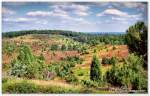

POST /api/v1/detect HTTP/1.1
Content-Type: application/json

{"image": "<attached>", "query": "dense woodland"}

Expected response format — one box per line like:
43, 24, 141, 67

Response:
2, 22, 148, 93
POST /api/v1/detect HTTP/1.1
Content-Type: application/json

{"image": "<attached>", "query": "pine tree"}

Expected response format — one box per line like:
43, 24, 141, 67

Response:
90, 54, 102, 82
126, 22, 147, 68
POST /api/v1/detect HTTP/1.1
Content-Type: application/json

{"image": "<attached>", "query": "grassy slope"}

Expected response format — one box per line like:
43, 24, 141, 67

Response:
2, 34, 129, 93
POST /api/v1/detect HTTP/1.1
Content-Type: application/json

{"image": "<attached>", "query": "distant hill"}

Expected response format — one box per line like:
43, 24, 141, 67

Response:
85, 32, 126, 35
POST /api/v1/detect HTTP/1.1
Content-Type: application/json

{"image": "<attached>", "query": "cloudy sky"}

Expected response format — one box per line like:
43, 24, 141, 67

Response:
2, 2, 148, 32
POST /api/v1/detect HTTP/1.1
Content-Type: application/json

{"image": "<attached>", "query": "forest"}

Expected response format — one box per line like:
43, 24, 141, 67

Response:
2, 22, 147, 93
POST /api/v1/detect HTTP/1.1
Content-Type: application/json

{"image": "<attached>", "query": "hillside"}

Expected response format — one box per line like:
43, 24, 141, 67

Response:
2, 29, 147, 93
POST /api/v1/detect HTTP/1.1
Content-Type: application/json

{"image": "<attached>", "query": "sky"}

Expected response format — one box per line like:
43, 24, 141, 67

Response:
2, 2, 148, 32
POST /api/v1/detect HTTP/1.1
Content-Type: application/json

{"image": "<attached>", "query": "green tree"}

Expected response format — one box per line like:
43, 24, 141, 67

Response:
126, 22, 147, 68
90, 54, 102, 82
11, 45, 47, 79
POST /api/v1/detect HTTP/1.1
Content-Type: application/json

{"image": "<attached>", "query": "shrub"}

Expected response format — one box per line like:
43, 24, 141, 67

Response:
50, 44, 59, 51
106, 54, 147, 90
65, 74, 78, 84
90, 55, 102, 82
102, 57, 118, 65
63, 56, 83, 64
3, 81, 38, 93
2, 78, 8, 84
11, 45, 47, 79
109, 57, 118, 65
3, 42, 16, 55
81, 80, 98, 88
48, 60, 78, 80
61, 44, 67, 51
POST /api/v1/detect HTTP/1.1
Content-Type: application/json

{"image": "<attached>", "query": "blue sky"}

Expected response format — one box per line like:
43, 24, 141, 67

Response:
2, 2, 148, 32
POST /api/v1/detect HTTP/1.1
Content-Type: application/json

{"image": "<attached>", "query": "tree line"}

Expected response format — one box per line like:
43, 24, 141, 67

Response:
3, 30, 126, 45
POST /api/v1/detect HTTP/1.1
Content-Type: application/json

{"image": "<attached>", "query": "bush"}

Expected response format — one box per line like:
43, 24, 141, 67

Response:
48, 60, 79, 80
50, 44, 59, 51
2, 78, 8, 84
63, 56, 83, 64
61, 44, 67, 51
3, 42, 16, 55
109, 57, 118, 65
102, 57, 117, 65
11, 45, 47, 79
3, 81, 38, 93
81, 80, 98, 88
106, 65, 123, 86
90, 55, 102, 82
106, 54, 147, 90
65, 74, 78, 84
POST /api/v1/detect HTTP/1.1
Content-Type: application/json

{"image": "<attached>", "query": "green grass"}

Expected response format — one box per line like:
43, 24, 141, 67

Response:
73, 67, 90, 81
2, 77, 114, 94
2, 77, 81, 93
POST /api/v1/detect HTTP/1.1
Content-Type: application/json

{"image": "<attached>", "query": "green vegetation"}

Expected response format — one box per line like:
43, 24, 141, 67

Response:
126, 22, 147, 68
90, 55, 102, 82
2, 22, 147, 93
2, 41, 17, 55
2, 78, 80, 93
106, 54, 147, 90
11, 45, 47, 79
102, 57, 117, 65
3, 29, 126, 46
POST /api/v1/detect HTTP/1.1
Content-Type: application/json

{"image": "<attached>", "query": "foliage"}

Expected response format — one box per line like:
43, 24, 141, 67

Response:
81, 80, 98, 88
65, 74, 78, 84
90, 55, 102, 82
3, 29, 126, 46
109, 57, 118, 66
102, 57, 110, 65
63, 56, 83, 64
61, 44, 67, 51
106, 54, 147, 90
102, 57, 118, 65
2, 42, 16, 55
50, 44, 59, 51
126, 22, 147, 68
2, 79, 80, 93
3, 80, 38, 93
106, 63, 122, 86
10, 45, 47, 79
48, 56, 82, 82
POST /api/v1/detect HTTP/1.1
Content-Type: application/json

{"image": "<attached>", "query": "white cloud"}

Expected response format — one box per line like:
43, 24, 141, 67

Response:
3, 17, 36, 23
2, 7, 15, 15
27, 11, 52, 17
27, 9, 71, 19
111, 13, 142, 24
97, 8, 129, 17
97, 8, 143, 20
50, 3, 90, 16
